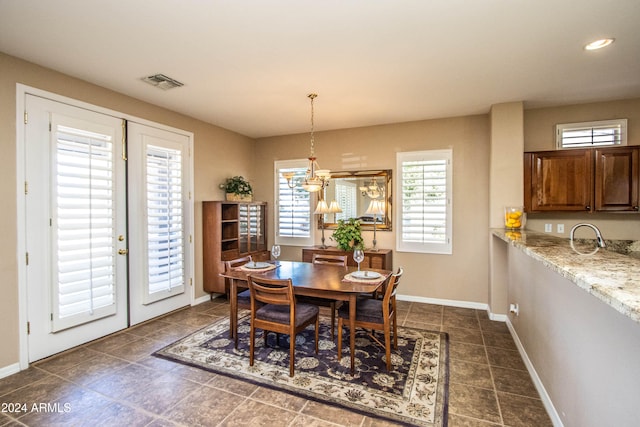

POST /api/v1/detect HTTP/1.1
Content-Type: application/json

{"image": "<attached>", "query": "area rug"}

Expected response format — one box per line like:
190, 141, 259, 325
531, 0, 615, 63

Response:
154, 314, 449, 426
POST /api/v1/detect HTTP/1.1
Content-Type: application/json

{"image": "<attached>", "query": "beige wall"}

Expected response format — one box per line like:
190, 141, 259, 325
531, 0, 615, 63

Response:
523, 98, 640, 240
489, 102, 524, 315
524, 98, 640, 152
254, 115, 491, 304
0, 52, 254, 368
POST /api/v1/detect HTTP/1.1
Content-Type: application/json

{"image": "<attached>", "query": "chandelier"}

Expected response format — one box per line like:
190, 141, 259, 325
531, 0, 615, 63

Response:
283, 93, 330, 192
359, 177, 383, 199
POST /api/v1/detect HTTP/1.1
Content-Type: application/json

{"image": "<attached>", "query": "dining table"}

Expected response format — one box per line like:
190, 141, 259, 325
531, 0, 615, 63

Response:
219, 260, 392, 374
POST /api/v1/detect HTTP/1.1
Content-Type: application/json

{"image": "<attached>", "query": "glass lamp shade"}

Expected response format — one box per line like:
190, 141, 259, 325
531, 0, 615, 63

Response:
328, 200, 342, 213
314, 200, 331, 214
365, 200, 385, 215
301, 156, 326, 192
282, 171, 296, 188
315, 169, 331, 179
301, 179, 323, 192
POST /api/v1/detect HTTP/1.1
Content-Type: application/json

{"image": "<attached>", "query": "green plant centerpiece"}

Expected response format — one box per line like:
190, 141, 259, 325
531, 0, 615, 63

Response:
331, 218, 364, 251
222, 176, 253, 201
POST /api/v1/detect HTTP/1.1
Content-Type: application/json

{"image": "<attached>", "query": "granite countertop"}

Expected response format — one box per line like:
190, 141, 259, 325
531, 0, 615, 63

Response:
492, 229, 640, 324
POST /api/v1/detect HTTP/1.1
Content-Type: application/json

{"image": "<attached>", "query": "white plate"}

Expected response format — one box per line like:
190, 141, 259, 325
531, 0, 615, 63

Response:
243, 262, 271, 269
350, 270, 382, 279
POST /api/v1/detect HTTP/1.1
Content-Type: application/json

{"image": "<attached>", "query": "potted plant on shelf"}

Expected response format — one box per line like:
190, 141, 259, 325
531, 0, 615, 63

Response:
331, 218, 364, 251
222, 176, 253, 202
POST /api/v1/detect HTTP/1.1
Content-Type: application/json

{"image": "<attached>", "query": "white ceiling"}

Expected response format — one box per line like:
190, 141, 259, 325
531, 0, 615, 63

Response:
1, 0, 639, 138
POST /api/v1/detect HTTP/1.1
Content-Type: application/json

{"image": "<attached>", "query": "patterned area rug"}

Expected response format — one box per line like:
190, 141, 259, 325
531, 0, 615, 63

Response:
154, 314, 449, 426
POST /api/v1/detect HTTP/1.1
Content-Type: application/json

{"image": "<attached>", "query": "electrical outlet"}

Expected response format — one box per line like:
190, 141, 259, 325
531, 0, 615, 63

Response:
544, 223, 552, 232
557, 224, 565, 233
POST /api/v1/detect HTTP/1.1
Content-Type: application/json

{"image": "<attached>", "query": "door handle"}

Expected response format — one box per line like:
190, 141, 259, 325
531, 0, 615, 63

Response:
118, 249, 128, 255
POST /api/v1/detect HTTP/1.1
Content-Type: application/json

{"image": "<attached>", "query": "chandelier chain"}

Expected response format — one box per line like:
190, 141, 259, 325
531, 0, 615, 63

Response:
308, 93, 317, 157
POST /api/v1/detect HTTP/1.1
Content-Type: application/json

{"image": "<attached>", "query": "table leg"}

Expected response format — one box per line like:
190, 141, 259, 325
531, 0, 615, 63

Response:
349, 293, 356, 374
229, 279, 239, 348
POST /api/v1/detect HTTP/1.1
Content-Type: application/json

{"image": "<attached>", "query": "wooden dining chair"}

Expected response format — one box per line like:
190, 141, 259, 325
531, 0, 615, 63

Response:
298, 253, 347, 340
247, 275, 319, 377
337, 267, 404, 371
224, 255, 253, 337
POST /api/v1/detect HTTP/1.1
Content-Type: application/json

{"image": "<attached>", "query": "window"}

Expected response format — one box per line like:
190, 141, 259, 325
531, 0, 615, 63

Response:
52, 122, 117, 331
556, 119, 627, 149
144, 143, 185, 303
335, 180, 357, 221
274, 160, 313, 246
396, 149, 452, 254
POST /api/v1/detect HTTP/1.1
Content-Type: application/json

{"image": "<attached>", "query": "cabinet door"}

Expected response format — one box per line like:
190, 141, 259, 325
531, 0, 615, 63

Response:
526, 150, 593, 211
239, 203, 267, 254
238, 204, 249, 254
252, 204, 267, 252
595, 147, 640, 211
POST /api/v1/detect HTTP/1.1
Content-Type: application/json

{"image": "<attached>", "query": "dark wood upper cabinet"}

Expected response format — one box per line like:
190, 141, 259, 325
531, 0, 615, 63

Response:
595, 147, 639, 211
525, 149, 593, 211
525, 146, 639, 213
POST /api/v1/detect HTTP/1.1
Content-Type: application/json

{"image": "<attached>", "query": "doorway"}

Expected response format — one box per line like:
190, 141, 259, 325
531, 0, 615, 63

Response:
20, 91, 193, 363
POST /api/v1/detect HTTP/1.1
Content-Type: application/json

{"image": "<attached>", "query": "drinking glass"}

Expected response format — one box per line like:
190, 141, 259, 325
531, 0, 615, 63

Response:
271, 244, 281, 261
353, 249, 364, 272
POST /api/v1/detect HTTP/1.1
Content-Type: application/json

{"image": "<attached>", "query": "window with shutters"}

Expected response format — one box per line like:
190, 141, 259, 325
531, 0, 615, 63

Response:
52, 123, 117, 332
396, 149, 453, 254
556, 119, 627, 149
335, 180, 357, 221
144, 144, 185, 303
274, 160, 313, 246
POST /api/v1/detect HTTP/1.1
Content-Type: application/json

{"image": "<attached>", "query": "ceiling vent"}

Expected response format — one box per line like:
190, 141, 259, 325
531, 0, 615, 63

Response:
141, 73, 184, 90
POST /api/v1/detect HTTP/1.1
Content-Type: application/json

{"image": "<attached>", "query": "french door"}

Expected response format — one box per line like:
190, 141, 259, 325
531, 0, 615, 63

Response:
24, 94, 192, 362
127, 122, 191, 325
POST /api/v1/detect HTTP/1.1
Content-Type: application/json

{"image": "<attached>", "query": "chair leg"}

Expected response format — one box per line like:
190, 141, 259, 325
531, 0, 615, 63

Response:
249, 320, 255, 367
392, 313, 398, 349
314, 316, 319, 354
384, 325, 391, 371
330, 302, 336, 340
337, 318, 343, 361
289, 333, 295, 377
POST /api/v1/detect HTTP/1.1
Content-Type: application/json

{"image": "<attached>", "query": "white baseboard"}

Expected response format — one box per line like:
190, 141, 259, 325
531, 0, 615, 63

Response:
489, 312, 507, 322
0, 362, 21, 380
506, 318, 564, 427
398, 294, 488, 310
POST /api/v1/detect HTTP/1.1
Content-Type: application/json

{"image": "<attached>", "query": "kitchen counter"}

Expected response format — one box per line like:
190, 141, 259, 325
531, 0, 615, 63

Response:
492, 229, 640, 324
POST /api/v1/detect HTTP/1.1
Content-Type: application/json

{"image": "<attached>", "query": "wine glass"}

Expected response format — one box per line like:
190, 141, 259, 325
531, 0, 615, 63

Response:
353, 249, 364, 272
271, 244, 281, 262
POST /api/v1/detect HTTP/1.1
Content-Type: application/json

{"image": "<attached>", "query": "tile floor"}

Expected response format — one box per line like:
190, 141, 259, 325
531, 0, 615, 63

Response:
0, 299, 553, 426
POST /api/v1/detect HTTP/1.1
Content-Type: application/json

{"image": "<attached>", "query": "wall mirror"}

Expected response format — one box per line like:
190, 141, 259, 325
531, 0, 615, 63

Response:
319, 169, 392, 230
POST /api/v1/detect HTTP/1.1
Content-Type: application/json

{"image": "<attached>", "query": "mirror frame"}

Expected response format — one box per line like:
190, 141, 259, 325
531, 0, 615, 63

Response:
319, 169, 392, 231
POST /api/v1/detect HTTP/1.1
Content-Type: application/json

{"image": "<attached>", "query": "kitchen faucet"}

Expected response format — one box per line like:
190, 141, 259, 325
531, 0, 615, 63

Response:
569, 223, 606, 248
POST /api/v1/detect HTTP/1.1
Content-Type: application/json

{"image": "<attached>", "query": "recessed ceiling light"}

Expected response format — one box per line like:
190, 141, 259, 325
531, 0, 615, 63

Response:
584, 38, 615, 51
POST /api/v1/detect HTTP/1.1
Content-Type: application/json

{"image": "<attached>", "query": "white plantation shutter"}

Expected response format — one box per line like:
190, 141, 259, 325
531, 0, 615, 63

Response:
52, 121, 117, 331
144, 144, 185, 303
556, 119, 627, 149
335, 181, 357, 221
275, 160, 313, 246
397, 150, 453, 254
